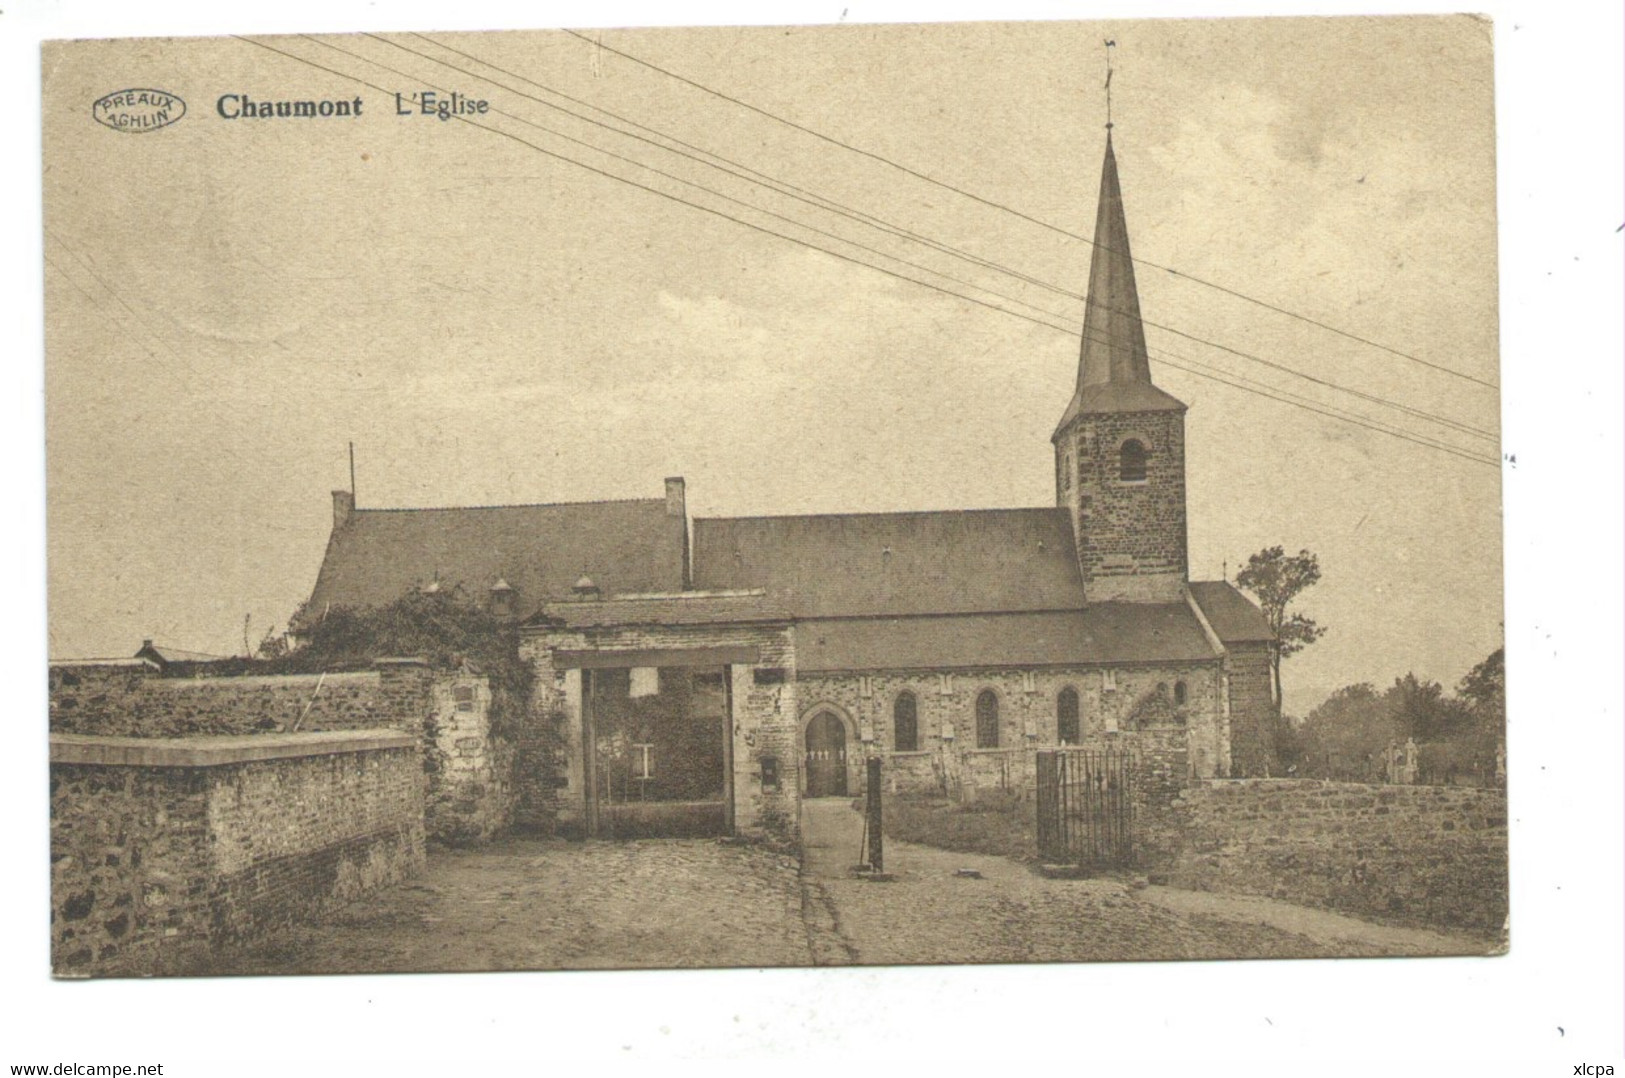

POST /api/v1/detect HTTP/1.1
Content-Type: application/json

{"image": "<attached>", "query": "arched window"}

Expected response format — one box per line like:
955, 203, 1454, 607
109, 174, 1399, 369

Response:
1057, 687, 1080, 745
893, 691, 919, 752
1174, 680, 1188, 706
1120, 439, 1149, 482
975, 689, 1000, 749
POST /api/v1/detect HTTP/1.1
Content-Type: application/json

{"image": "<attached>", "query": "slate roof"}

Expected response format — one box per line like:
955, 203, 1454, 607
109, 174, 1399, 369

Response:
1188, 580, 1275, 644
1054, 134, 1186, 434
305, 499, 687, 622
692, 508, 1086, 619
537, 591, 790, 629
135, 642, 229, 665
796, 605, 1219, 673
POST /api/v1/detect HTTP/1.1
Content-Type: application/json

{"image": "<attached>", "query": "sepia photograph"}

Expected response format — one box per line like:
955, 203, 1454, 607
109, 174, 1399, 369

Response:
41, 16, 1512, 980
13, 2, 1624, 1070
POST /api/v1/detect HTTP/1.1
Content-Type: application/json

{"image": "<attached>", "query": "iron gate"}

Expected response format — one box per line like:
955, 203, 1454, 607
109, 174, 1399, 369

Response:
1036, 749, 1134, 869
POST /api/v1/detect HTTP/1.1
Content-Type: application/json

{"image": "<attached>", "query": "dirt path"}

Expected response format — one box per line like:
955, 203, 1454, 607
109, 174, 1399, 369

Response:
803, 800, 1492, 964
1139, 886, 1501, 956
197, 807, 1492, 976
204, 837, 812, 976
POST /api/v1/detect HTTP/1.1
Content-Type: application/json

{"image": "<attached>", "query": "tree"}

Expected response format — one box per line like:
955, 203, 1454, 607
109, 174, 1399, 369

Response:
1451, 647, 1506, 775
1235, 546, 1327, 711
1458, 647, 1506, 730
1386, 672, 1469, 743
1297, 683, 1393, 779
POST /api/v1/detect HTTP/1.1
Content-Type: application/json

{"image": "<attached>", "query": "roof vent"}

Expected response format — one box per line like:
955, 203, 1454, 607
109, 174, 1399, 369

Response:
572, 576, 601, 600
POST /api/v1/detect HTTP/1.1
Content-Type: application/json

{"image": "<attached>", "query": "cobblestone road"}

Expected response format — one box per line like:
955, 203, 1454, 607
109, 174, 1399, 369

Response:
208, 805, 1488, 976
212, 837, 812, 975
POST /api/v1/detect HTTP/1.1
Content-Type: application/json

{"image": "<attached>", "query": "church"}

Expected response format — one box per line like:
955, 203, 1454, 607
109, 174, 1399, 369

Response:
301, 133, 1276, 841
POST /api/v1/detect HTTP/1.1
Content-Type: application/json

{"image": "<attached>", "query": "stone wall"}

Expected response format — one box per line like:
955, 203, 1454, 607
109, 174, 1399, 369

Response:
798, 661, 1226, 796
49, 658, 512, 845
51, 731, 424, 977
50, 661, 390, 737
1158, 778, 1508, 932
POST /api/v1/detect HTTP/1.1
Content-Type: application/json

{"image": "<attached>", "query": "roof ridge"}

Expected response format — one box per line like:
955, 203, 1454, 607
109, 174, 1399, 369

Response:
352, 497, 663, 513
794, 603, 1186, 622
545, 588, 770, 604
695, 505, 1065, 525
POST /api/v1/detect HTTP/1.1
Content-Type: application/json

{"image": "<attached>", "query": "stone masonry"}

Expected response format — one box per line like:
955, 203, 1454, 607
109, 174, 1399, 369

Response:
1157, 778, 1508, 932
1223, 642, 1278, 778
49, 661, 391, 738
50, 731, 424, 976
425, 673, 515, 844
1060, 409, 1188, 603
51, 657, 510, 846
799, 660, 1228, 798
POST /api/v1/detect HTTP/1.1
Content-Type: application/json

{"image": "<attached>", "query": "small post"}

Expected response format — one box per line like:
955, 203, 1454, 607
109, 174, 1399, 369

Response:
865, 756, 883, 874
349, 441, 357, 503
1103, 38, 1116, 130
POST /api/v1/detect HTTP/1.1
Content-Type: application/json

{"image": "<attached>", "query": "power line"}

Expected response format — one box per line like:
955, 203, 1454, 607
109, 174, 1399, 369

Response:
345, 32, 1495, 445
403, 31, 1084, 305
242, 37, 1065, 330
232, 35, 1497, 470
1120, 298, 1497, 442
45, 231, 184, 365
1062, 318, 1494, 466
306, 34, 1071, 326
1127, 336, 1497, 467
562, 27, 1498, 391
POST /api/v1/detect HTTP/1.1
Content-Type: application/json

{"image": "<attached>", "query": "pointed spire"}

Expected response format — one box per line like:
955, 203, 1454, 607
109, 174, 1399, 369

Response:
1077, 133, 1152, 390
1055, 133, 1184, 435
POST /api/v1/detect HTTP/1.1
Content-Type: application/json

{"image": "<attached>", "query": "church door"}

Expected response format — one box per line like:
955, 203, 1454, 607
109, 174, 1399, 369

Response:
804, 712, 848, 798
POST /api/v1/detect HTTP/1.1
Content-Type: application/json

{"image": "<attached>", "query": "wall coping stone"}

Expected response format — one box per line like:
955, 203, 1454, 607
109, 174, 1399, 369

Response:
374, 657, 430, 668
150, 670, 380, 690
49, 657, 160, 671
50, 730, 416, 768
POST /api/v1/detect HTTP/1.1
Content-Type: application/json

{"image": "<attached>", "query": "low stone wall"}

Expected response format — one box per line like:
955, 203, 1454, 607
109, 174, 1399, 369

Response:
957, 748, 1036, 800
50, 662, 391, 737
50, 731, 424, 977
49, 658, 514, 845
878, 726, 1189, 809
1158, 779, 1508, 933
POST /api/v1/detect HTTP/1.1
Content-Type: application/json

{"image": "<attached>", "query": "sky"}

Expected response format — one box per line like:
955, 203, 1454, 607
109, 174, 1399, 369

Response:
44, 17, 1502, 716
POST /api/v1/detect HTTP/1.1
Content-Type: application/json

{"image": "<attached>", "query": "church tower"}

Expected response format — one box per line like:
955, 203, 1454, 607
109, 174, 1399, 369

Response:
1054, 132, 1189, 602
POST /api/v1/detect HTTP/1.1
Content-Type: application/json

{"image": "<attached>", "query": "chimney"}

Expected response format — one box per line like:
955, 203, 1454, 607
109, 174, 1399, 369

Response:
332, 489, 354, 529
665, 476, 692, 590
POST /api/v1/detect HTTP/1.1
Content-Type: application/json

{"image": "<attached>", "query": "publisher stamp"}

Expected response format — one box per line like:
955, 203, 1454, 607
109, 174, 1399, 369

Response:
92, 88, 186, 132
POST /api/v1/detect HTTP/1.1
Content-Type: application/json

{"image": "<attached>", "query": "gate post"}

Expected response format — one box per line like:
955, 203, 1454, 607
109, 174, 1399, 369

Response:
865, 756, 883, 873
1035, 751, 1058, 862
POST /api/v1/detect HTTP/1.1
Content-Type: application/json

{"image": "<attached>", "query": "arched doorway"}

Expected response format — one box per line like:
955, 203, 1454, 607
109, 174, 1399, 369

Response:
804, 711, 848, 798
